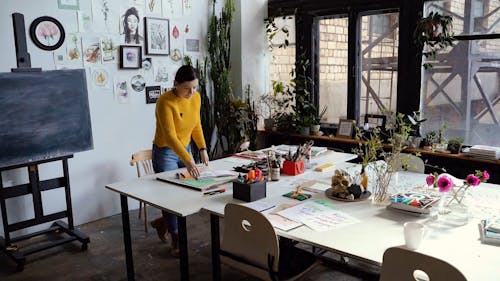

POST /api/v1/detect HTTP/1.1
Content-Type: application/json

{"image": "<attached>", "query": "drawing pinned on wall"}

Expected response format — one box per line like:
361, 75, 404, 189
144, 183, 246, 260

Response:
53, 50, 67, 69
155, 62, 169, 82
81, 36, 101, 65
145, 85, 161, 104
142, 58, 152, 70
120, 6, 144, 44
114, 79, 130, 104
182, 0, 192, 16
129, 0, 145, 5
184, 24, 189, 33
77, 11, 92, 33
100, 35, 118, 63
92, 68, 111, 89
146, 0, 162, 16
58, 0, 80, 10
131, 75, 146, 92
172, 25, 180, 39
66, 33, 81, 61
142, 57, 154, 83
162, 0, 182, 19
145, 17, 169, 55
170, 48, 182, 62
92, 0, 119, 33
185, 39, 199, 52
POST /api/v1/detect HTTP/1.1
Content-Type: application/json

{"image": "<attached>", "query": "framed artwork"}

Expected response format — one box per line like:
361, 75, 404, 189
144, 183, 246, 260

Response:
119, 45, 142, 69
144, 17, 170, 55
29, 16, 65, 51
58, 0, 80, 10
336, 119, 356, 139
145, 86, 161, 104
364, 114, 387, 129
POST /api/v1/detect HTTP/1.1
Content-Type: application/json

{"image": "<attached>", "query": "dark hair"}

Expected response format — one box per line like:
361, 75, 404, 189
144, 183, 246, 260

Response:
123, 7, 140, 44
174, 65, 199, 83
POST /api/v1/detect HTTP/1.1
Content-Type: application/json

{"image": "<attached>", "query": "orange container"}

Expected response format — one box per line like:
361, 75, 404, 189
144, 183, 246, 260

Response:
282, 160, 304, 176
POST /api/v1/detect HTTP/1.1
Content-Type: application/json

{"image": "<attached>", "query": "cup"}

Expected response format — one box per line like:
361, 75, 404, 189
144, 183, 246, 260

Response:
403, 222, 425, 250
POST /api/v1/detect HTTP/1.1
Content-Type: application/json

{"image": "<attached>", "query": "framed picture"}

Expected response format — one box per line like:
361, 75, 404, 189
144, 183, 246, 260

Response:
337, 119, 356, 139
145, 86, 161, 104
57, 0, 80, 10
144, 17, 170, 55
119, 45, 142, 69
364, 114, 387, 129
29, 16, 65, 51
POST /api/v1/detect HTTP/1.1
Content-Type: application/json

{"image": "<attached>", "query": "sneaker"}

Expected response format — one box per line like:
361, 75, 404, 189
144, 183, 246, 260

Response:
150, 217, 168, 243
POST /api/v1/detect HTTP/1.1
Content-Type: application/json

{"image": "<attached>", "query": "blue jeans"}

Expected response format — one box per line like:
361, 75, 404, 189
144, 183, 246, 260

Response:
152, 144, 192, 234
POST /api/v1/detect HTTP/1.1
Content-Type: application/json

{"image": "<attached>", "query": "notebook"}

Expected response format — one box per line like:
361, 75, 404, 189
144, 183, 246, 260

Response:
156, 173, 236, 192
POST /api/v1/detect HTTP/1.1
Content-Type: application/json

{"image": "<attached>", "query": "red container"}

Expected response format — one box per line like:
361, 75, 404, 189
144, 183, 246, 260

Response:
282, 160, 304, 176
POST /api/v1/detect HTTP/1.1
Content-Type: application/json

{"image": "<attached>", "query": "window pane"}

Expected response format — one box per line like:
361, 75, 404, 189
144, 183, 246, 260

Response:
269, 16, 296, 88
360, 13, 399, 121
420, 39, 500, 146
318, 17, 348, 124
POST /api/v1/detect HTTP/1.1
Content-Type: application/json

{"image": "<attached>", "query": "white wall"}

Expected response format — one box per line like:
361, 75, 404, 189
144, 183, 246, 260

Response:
0, 0, 268, 236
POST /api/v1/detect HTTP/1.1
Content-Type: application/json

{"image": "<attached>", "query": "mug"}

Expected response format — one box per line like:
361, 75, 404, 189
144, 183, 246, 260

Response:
404, 222, 426, 250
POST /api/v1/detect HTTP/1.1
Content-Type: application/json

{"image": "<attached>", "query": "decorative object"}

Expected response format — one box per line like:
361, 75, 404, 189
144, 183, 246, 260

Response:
144, 17, 169, 55
119, 45, 142, 69
426, 170, 489, 224
414, 11, 455, 69
364, 114, 386, 129
326, 169, 372, 201
447, 137, 464, 154
58, 0, 80, 10
29, 16, 65, 51
337, 119, 356, 139
130, 75, 145, 92
145, 86, 161, 104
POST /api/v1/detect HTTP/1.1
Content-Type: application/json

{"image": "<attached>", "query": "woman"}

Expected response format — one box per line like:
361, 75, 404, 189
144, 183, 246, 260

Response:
122, 7, 143, 44
150, 65, 209, 257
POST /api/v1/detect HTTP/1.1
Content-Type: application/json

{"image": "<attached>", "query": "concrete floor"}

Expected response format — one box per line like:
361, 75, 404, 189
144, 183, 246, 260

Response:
0, 207, 378, 281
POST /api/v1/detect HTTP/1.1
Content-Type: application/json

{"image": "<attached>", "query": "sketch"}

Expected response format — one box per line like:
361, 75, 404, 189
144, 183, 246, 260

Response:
170, 48, 182, 62
58, 0, 79, 10
81, 36, 101, 65
131, 75, 146, 92
121, 6, 144, 44
145, 17, 169, 55
92, 68, 110, 89
142, 58, 152, 70
66, 33, 81, 61
185, 39, 199, 52
30, 17, 65, 51
145, 86, 161, 104
162, 0, 182, 19
77, 11, 92, 32
92, 0, 119, 33
146, 0, 162, 16
100, 35, 118, 63
114, 79, 130, 104
182, 0, 192, 16
155, 62, 169, 82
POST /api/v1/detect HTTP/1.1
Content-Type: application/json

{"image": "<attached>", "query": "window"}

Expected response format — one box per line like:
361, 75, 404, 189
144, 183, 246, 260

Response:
268, 16, 296, 91
420, 0, 500, 145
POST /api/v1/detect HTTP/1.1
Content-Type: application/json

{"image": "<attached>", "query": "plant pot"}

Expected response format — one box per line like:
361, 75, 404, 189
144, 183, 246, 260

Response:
264, 118, 274, 131
298, 126, 310, 135
310, 124, 320, 136
447, 143, 462, 154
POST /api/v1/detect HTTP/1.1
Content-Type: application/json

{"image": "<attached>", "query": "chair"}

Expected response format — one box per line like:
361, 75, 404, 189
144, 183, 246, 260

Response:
220, 203, 317, 281
392, 153, 425, 173
380, 246, 466, 281
130, 149, 154, 232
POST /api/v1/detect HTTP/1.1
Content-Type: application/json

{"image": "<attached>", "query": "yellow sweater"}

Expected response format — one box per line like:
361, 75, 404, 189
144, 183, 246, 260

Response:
153, 90, 206, 163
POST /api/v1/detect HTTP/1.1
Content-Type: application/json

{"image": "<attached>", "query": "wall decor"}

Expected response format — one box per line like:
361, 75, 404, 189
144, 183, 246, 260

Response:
145, 85, 161, 104
336, 119, 356, 139
145, 17, 170, 55
130, 75, 146, 92
119, 45, 142, 69
29, 16, 65, 51
58, 0, 80, 10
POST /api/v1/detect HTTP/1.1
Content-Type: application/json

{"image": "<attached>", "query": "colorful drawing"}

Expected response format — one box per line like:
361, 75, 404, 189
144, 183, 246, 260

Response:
115, 80, 130, 104
131, 75, 146, 92
146, 0, 162, 15
92, 69, 109, 88
171, 48, 182, 62
100, 36, 118, 63
30, 17, 65, 50
82, 37, 101, 65
66, 33, 81, 60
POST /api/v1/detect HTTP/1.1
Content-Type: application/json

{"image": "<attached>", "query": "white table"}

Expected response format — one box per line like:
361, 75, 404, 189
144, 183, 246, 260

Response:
203, 169, 500, 281
105, 150, 358, 281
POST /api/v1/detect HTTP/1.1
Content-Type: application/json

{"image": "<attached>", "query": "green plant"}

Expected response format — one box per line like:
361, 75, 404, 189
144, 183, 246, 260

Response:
424, 130, 439, 147
313, 105, 328, 125
264, 14, 294, 51
414, 11, 455, 69
227, 85, 258, 152
448, 137, 464, 145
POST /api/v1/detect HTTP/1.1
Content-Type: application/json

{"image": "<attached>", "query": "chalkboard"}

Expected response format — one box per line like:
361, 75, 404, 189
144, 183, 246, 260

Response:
0, 69, 93, 169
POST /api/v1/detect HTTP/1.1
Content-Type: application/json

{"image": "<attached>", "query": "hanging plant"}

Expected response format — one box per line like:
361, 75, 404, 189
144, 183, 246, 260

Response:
414, 11, 455, 69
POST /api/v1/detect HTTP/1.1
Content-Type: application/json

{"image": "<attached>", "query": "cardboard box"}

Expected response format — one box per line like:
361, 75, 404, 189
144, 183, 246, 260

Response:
282, 160, 304, 176
233, 180, 267, 202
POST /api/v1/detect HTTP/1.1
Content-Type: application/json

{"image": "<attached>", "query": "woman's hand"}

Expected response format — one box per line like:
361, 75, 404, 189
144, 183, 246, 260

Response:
200, 149, 209, 166
185, 161, 200, 179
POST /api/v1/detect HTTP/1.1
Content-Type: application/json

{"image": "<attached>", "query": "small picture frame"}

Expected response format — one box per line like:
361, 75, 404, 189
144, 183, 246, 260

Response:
144, 17, 170, 55
29, 16, 65, 51
119, 45, 142, 69
145, 85, 161, 104
337, 119, 356, 139
364, 114, 387, 129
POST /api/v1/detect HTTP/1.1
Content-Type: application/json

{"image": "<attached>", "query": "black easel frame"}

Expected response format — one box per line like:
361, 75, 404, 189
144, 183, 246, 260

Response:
0, 155, 89, 271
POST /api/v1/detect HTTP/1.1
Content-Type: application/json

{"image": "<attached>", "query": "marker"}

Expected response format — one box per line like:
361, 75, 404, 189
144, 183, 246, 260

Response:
203, 188, 226, 196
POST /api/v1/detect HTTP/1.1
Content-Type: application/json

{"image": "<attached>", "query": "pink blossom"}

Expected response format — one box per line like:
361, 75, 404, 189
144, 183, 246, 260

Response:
437, 174, 453, 192
482, 170, 490, 181
466, 174, 481, 187
426, 174, 435, 186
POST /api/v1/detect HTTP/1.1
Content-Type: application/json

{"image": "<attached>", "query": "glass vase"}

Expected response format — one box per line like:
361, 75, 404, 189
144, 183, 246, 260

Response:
438, 186, 472, 226
371, 171, 392, 206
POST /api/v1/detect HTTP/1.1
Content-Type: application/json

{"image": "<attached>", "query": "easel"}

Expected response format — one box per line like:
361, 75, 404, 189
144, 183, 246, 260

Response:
0, 13, 89, 271
0, 156, 89, 271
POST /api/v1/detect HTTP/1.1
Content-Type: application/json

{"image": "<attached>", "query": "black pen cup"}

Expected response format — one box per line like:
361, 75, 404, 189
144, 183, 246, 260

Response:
233, 180, 267, 202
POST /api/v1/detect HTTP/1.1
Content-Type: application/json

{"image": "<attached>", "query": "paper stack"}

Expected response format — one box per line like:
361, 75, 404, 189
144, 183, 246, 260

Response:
466, 145, 500, 161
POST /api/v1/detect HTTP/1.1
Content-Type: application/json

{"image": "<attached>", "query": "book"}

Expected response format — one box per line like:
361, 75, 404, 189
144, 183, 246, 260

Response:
176, 169, 236, 180
157, 171, 236, 192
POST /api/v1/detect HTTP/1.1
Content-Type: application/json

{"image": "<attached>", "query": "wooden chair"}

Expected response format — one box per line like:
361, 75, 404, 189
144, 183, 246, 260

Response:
392, 153, 425, 173
130, 149, 154, 232
220, 203, 317, 281
380, 246, 466, 281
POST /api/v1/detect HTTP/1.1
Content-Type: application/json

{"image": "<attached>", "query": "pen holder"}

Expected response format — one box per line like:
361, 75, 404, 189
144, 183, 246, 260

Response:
233, 180, 267, 202
282, 160, 304, 176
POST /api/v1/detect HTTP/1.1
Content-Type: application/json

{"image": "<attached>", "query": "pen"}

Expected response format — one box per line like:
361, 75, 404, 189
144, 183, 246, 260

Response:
203, 188, 226, 196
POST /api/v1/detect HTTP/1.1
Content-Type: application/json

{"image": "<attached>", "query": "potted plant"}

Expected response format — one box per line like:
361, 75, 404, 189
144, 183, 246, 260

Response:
423, 130, 439, 150
447, 137, 464, 154
414, 11, 455, 69
310, 105, 327, 136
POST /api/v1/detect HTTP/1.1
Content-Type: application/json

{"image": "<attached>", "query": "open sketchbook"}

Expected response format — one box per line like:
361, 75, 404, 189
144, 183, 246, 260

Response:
157, 168, 237, 192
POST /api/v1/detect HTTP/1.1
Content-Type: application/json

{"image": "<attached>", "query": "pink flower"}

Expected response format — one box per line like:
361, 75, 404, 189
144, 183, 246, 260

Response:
466, 174, 481, 187
437, 174, 453, 192
426, 174, 435, 186
482, 170, 490, 181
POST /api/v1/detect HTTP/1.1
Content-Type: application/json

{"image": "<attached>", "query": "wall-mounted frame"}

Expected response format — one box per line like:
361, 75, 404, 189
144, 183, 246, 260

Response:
119, 45, 142, 69
337, 119, 356, 139
144, 17, 170, 55
29, 16, 65, 51
364, 114, 387, 129
145, 86, 161, 104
